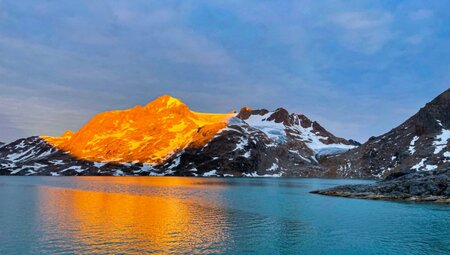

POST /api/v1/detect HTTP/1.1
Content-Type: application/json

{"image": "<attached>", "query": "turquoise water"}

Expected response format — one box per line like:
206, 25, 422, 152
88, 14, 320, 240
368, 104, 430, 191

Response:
0, 177, 449, 255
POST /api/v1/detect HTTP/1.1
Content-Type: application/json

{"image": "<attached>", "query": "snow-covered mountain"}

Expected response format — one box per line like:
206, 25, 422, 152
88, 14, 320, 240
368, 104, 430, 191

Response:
0, 95, 355, 176
161, 106, 355, 177
321, 88, 450, 179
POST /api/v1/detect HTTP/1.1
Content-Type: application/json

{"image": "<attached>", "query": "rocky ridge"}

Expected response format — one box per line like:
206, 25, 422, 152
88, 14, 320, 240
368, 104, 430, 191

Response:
312, 167, 450, 203
320, 88, 450, 179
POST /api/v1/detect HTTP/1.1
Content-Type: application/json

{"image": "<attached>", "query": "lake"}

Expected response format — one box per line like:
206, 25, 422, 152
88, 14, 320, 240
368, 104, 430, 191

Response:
0, 177, 449, 255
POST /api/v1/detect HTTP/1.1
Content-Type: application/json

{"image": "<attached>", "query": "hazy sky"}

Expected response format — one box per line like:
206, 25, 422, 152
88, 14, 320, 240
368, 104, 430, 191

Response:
0, 0, 449, 143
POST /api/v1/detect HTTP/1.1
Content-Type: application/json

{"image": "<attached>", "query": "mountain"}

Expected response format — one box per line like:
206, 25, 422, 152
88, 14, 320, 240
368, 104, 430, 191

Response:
321, 88, 450, 179
42, 95, 235, 164
0, 95, 355, 176
160, 106, 355, 177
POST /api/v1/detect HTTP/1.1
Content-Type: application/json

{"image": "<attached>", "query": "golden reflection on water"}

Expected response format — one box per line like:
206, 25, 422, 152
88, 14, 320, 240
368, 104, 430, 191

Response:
37, 178, 230, 254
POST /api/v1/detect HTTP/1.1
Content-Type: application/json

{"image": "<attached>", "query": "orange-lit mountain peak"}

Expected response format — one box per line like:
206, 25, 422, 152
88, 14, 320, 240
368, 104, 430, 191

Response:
42, 95, 235, 164
145, 94, 185, 109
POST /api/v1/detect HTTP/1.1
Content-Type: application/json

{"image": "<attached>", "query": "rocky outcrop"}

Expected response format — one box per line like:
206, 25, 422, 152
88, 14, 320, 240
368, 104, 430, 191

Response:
321, 88, 450, 179
311, 167, 450, 203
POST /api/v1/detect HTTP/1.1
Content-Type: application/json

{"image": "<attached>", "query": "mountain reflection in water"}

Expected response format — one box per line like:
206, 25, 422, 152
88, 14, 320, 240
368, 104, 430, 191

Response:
0, 177, 449, 255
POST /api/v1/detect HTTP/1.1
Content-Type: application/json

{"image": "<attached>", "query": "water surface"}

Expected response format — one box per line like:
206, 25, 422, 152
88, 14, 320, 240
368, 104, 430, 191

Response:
0, 177, 449, 254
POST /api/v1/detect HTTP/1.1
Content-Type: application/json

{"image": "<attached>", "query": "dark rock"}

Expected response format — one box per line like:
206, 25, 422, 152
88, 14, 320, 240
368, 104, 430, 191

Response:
311, 167, 450, 203
348, 139, 361, 146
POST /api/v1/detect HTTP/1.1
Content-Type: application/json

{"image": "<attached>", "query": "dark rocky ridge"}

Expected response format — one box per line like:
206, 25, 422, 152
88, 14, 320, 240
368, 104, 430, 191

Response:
320, 88, 450, 179
311, 167, 450, 203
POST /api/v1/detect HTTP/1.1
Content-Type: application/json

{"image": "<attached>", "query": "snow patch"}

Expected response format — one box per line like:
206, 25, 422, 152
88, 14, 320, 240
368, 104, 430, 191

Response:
62, 166, 84, 173
433, 129, 450, 154
410, 159, 436, 171
49, 160, 65, 165
243, 171, 282, 177
444, 151, 450, 158
409, 136, 419, 155
203, 170, 217, 177
168, 156, 181, 170
242, 151, 251, 158
267, 163, 279, 171
140, 164, 155, 172
233, 137, 248, 151
94, 162, 107, 168
425, 164, 438, 171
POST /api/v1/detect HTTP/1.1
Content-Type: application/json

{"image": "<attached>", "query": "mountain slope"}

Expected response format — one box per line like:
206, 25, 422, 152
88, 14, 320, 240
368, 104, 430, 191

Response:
0, 95, 354, 176
321, 88, 450, 179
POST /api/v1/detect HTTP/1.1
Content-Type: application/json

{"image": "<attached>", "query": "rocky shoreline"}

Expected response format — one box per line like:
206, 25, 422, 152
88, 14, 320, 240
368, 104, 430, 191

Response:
311, 168, 450, 204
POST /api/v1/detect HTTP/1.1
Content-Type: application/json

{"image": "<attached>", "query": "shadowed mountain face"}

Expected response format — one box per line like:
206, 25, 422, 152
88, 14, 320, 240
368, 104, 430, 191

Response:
0, 95, 355, 176
321, 88, 450, 179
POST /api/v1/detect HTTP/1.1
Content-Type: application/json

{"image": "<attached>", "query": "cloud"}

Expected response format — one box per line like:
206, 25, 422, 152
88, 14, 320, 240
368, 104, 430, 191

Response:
0, 0, 448, 143
331, 11, 394, 54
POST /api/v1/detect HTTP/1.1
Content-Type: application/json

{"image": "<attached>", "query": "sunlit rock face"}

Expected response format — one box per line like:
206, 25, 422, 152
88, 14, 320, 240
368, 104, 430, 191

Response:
42, 95, 234, 164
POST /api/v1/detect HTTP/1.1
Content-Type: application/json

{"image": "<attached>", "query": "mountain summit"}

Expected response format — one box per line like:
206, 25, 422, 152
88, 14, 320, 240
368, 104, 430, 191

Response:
0, 95, 354, 176
42, 95, 234, 164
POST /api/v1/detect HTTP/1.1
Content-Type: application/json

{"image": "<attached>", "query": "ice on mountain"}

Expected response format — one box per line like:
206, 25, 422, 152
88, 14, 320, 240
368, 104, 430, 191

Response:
244, 112, 287, 143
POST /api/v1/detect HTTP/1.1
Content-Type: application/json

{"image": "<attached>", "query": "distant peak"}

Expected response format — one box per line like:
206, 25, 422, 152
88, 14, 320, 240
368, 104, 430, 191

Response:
267, 108, 290, 124
156, 94, 183, 104
145, 94, 186, 109
236, 107, 270, 120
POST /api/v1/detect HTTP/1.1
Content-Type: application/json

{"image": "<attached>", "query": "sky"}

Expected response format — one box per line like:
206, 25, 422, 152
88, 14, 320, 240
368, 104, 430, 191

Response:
0, 0, 449, 143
